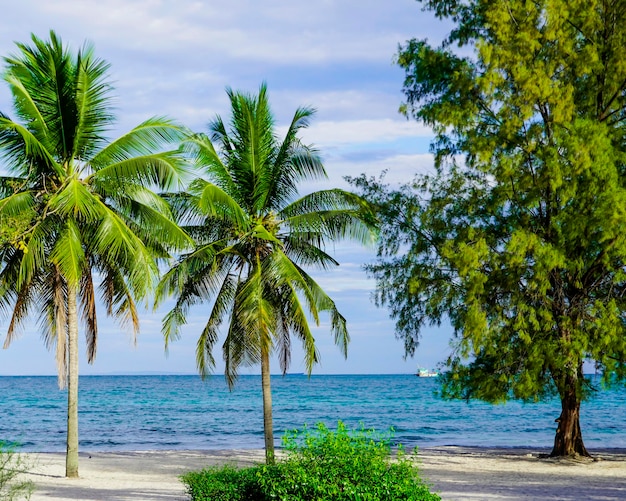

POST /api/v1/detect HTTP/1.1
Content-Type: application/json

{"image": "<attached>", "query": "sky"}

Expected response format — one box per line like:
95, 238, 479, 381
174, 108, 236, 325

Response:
0, 0, 455, 376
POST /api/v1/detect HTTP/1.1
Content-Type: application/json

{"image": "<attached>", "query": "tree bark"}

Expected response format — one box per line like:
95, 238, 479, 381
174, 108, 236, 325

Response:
550, 366, 590, 457
66, 285, 80, 477
261, 345, 275, 465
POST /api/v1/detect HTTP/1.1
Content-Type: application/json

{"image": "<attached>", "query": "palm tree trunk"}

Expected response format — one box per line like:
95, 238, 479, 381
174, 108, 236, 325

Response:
66, 285, 79, 478
261, 345, 275, 465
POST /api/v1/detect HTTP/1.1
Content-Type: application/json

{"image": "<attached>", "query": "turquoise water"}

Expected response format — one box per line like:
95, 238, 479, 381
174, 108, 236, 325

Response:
0, 374, 624, 452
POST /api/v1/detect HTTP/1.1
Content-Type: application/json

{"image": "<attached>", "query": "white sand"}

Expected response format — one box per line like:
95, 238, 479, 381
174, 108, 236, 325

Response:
417, 447, 626, 500
21, 447, 626, 501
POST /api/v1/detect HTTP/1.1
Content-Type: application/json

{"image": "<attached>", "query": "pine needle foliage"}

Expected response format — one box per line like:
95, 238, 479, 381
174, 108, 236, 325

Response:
0, 444, 33, 501
351, 0, 626, 457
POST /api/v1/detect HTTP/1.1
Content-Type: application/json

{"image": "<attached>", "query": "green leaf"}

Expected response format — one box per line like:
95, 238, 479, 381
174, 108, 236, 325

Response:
50, 220, 85, 286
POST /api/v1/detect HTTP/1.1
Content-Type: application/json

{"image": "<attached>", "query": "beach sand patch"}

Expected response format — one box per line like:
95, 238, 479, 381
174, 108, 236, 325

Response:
22, 447, 626, 501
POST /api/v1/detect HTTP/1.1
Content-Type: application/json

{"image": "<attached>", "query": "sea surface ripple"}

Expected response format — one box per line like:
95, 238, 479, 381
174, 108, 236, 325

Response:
1, 374, 624, 452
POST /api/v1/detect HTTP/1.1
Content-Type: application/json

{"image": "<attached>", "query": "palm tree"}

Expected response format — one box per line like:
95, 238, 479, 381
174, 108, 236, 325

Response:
0, 32, 191, 477
158, 83, 375, 464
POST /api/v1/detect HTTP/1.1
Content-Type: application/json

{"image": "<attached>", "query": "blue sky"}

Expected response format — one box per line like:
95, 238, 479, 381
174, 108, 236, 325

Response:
0, 0, 454, 376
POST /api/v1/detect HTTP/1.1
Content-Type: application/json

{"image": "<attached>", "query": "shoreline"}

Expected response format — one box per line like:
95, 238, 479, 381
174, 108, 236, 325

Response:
20, 446, 626, 501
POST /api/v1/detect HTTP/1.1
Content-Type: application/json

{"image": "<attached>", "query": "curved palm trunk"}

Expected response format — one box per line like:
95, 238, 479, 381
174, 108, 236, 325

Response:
550, 365, 590, 458
66, 285, 79, 477
261, 345, 275, 465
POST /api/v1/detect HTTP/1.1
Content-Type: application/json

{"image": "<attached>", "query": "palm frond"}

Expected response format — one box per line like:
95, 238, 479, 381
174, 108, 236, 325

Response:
287, 210, 376, 247
281, 189, 377, 246
160, 192, 201, 225
264, 103, 325, 209
275, 314, 291, 375
231, 260, 274, 356
223, 312, 246, 388
90, 202, 160, 298
0, 116, 62, 177
80, 265, 98, 363
52, 266, 68, 388
98, 262, 140, 341
281, 235, 339, 269
267, 248, 348, 358
281, 188, 371, 217
183, 132, 238, 196
3, 73, 48, 139
0, 190, 36, 218
211, 84, 277, 214
4, 32, 71, 156
275, 107, 316, 174
265, 147, 327, 210
272, 280, 319, 375
3, 281, 33, 349
156, 240, 233, 305
71, 41, 113, 160
89, 150, 190, 191
265, 249, 320, 325
47, 178, 105, 223
5, 31, 85, 163
90, 117, 189, 180
193, 178, 249, 229
297, 263, 350, 358
50, 219, 86, 286
0, 250, 23, 316
17, 218, 53, 291
224, 279, 264, 388
195, 274, 237, 377
161, 248, 235, 346
105, 184, 193, 253
37, 265, 68, 388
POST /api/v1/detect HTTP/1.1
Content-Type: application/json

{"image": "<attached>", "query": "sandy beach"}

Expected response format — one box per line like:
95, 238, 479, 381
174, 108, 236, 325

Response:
20, 446, 626, 501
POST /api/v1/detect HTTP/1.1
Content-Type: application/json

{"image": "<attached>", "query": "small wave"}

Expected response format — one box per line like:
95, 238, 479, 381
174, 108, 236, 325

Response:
0, 374, 624, 451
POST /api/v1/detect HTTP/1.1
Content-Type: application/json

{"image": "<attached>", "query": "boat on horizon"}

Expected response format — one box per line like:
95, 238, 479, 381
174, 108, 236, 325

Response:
415, 368, 439, 377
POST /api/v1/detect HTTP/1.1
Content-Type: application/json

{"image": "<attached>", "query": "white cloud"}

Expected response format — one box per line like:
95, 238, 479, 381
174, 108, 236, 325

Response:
300, 153, 435, 193
2, 0, 450, 69
301, 119, 433, 148
310, 262, 373, 293
346, 152, 435, 180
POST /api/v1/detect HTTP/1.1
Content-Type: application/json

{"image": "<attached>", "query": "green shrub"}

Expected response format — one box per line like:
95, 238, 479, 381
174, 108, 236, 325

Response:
0, 443, 33, 501
181, 422, 440, 501
181, 465, 258, 501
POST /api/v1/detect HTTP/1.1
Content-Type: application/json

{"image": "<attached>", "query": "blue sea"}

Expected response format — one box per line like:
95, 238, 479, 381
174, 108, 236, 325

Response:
1, 374, 625, 452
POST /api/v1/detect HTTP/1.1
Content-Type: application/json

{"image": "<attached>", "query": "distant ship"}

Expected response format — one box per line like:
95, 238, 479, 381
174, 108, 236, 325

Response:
415, 368, 439, 377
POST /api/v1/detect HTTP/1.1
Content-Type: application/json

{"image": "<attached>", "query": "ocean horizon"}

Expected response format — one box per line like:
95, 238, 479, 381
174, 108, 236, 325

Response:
1, 374, 624, 452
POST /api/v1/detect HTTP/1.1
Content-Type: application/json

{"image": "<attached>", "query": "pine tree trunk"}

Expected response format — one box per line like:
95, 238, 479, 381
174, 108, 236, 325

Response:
66, 285, 80, 477
261, 345, 275, 465
550, 366, 590, 458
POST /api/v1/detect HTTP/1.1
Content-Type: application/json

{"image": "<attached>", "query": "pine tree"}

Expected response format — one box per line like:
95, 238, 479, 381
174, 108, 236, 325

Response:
352, 0, 626, 457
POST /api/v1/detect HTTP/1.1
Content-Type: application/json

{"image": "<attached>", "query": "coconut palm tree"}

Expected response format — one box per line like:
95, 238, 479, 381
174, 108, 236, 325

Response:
0, 31, 191, 477
158, 83, 375, 464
